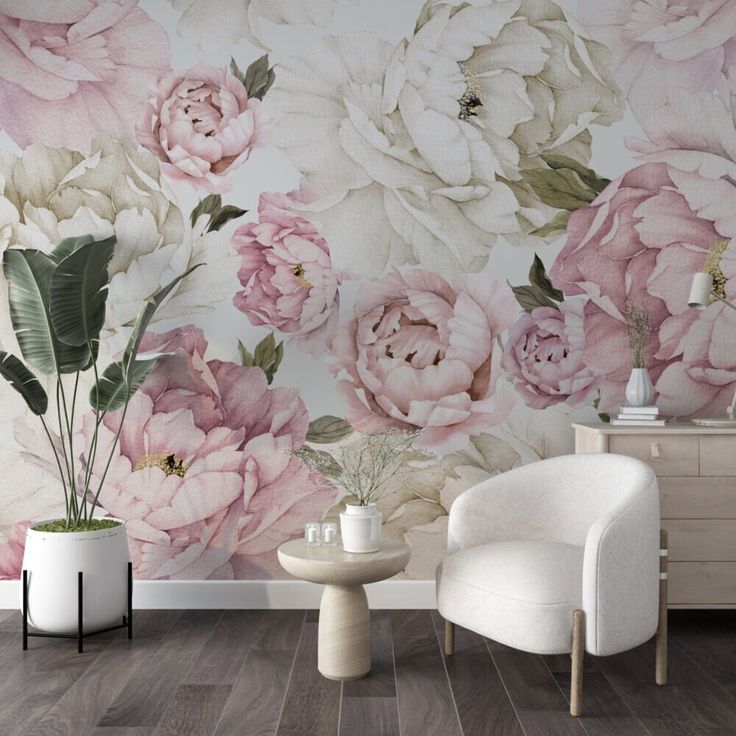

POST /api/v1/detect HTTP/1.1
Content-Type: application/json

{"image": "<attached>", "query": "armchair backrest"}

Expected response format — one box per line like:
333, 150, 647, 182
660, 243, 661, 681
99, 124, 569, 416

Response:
447, 453, 658, 553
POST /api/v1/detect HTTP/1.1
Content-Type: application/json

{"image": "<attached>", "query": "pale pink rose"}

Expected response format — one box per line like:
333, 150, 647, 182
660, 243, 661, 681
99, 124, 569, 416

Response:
68, 326, 331, 580
232, 189, 341, 357
329, 269, 519, 456
550, 161, 736, 416
137, 64, 273, 192
578, 0, 736, 131
0, 1, 170, 151
0, 521, 30, 580
502, 299, 597, 410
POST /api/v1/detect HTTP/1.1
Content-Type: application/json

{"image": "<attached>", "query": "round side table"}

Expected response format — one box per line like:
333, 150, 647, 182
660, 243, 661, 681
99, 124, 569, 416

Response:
277, 538, 410, 681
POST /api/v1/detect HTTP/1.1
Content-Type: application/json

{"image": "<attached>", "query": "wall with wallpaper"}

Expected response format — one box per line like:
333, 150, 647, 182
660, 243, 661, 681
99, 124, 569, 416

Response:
0, 0, 734, 581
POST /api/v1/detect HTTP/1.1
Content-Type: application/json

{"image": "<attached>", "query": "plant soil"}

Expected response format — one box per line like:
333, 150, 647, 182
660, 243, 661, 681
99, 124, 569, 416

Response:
33, 519, 122, 533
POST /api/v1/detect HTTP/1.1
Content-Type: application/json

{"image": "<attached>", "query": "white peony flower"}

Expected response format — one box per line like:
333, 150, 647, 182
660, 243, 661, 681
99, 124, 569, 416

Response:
270, 2, 622, 277
0, 137, 236, 341
170, 0, 351, 50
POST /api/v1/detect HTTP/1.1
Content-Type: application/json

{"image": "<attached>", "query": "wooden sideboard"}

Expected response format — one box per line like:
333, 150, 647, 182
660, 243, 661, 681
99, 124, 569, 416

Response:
573, 422, 736, 608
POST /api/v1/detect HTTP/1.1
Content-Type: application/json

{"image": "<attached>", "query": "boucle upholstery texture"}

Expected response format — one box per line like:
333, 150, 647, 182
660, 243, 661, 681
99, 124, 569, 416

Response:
437, 453, 660, 656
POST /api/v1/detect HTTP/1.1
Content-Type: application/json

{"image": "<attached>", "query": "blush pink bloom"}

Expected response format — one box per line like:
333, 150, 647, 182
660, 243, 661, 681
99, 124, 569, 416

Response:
0, 1, 170, 151
0, 521, 30, 580
329, 269, 519, 456
550, 161, 736, 416
232, 189, 341, 357
502, 299, 597, 410
137, 64, 273, 192
578, 0, 736, 131
75, 326, 332, 580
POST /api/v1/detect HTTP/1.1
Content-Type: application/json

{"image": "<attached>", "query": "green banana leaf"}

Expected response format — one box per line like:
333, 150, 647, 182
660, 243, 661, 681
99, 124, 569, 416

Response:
3, 249, 92, 374
90, 263, 205, 411
90, 358, 158, 412
122, 264, 204, 373
50, 237, 115, 347
50, 234, 96, 263
0, 351, 48, 415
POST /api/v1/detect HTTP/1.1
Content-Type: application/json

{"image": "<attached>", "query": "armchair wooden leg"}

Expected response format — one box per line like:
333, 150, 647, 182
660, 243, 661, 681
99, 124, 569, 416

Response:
656, 528, 668, 686
445, 619, 455, 656
570, 609, 585, 717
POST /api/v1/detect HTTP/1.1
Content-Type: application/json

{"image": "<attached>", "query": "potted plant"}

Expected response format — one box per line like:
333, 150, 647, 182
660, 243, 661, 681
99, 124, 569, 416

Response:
624, 300, 655, 407
0, 234, 199, 635
293, 430, 419, 553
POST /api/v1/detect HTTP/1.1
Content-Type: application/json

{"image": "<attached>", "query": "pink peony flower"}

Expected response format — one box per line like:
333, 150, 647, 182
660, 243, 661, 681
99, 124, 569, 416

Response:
137, 64, 273, 192
0, 1, 170, 151
578, 0, 736, 131
502, 299, 597, 410
550, 161, 736, 416
232, 188, 341, 357
74, 326, 332, 580
329, 269, 519, 456
0, 521, 30, 580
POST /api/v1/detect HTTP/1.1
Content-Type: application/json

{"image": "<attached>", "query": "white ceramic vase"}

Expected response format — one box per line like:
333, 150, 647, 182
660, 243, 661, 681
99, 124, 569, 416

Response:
339, 504, 382, 553
20, 518, 131, 635
625, 367, 655, 408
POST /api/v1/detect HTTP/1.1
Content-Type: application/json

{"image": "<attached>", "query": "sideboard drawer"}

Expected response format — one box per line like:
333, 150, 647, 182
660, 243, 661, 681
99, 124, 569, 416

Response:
700, 436, 736, 476
669, 562, 736, 604
608, 434, 699, 476
667, 520, 736, 561
660, 477, 736, 518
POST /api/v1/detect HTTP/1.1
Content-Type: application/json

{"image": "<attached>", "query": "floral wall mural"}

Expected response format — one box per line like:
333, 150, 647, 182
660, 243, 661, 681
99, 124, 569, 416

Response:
1, 0, 735, 582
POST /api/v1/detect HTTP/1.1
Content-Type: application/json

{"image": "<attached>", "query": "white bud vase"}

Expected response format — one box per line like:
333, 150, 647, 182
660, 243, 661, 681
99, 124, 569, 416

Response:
339, 503, 381, 553
625, 367, 655, 407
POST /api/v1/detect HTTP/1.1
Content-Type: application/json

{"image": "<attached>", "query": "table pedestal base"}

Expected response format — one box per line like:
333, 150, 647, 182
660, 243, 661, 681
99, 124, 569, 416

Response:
318, 584, 370, 681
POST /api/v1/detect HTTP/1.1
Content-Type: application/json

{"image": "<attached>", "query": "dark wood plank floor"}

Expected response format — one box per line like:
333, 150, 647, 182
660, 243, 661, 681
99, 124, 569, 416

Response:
2, 609, 736, 735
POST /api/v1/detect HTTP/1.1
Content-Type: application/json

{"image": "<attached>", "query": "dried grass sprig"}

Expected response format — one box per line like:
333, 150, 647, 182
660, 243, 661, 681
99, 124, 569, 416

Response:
624, 301, 652, 369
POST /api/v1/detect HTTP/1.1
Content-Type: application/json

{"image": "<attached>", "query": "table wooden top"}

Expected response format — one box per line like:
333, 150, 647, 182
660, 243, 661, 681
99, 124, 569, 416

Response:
277, 538, 411, 586
573, 422, 736, 435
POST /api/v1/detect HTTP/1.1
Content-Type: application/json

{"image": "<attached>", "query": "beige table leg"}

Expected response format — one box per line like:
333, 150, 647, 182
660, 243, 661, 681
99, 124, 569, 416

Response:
318, 584, 371, 680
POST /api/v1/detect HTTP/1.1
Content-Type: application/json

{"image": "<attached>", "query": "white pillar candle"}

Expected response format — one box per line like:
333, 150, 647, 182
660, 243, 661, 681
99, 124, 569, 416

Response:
323, 527, 335, 544
307, 527, 318, 544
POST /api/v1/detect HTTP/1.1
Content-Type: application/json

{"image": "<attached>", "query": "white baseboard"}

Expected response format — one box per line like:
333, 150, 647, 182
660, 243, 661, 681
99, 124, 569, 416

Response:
0, 579, 436, 610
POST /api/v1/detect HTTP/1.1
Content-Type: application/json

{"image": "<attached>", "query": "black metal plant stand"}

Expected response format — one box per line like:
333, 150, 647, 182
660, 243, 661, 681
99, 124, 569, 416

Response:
22, 562, 133, 653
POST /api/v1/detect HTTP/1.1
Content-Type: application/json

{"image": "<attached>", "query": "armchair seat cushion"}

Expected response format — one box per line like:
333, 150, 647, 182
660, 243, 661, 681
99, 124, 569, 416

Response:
436, 540, 584, 655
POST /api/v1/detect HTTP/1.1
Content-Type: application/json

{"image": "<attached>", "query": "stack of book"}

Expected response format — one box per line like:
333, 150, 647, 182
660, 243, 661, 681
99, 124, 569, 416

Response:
611, 406, 666, 426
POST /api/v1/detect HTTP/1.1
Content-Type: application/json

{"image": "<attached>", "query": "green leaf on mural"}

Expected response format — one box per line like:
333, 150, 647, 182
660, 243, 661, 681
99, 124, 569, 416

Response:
593, 390, 611, 423
540, 154, 611, 194
190, 194, 247, 233
295, 445, 342, 479
528, 254, 564, 302
531, 210, 570, 238
231, 54, 275, 101
237, 333, 284, 384
510, 284, 559, 313
522, 156, 610, 213
306, 415, 354, 444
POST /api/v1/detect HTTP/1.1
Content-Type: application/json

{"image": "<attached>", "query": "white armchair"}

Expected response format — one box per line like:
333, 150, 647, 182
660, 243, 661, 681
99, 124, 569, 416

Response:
436, 453, 667, 716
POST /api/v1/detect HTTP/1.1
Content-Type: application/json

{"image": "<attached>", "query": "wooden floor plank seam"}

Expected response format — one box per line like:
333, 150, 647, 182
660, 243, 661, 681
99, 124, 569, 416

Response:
482, 637, 529, 736
272, 610, 307, 736
428, 613, 467, 736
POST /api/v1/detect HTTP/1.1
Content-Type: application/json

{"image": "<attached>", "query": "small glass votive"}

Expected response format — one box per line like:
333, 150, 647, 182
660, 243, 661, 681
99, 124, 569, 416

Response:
321, 522, 337, 546
305, 522, 321, 546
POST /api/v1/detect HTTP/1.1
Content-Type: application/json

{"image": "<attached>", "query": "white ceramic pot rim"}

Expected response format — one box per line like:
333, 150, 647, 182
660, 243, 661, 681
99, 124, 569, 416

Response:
27, 517, 127, 542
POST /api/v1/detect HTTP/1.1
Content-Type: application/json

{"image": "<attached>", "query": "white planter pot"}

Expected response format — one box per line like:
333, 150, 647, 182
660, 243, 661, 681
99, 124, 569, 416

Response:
625, 368, 655, 407
20, 518, 130, 635
339, 504, 382, 554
